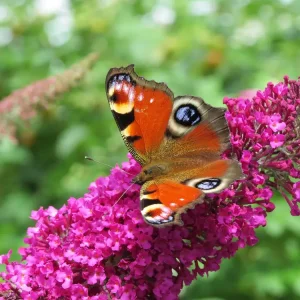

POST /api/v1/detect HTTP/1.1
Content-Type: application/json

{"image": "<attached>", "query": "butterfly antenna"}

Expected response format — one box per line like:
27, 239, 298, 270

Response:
85, 156, 134, 176
111, 181, 136, 210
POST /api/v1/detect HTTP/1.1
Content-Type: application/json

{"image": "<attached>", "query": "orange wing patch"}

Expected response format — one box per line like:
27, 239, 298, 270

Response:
163, 96, 229, 158
181, 123, 222, 152
140, 180, 203, 226
106, 66, 173, 164
133, 86, 172, 153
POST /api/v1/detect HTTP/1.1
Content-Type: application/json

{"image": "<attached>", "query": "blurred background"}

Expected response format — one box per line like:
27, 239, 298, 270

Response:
0, 0, 300, 299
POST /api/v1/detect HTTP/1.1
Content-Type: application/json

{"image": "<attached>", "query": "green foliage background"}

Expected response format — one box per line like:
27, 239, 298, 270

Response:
0, 0, 300, 299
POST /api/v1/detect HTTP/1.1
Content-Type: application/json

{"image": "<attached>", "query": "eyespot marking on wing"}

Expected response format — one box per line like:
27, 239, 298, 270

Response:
196, 178, 221, 190
165, 96, 230, 154
107, 73, 133, 93
174, 104, 201, 127
107, 73, 136, 114
167, 97, 205, 138
141, 204, 175, 225
183, 160, 244, 194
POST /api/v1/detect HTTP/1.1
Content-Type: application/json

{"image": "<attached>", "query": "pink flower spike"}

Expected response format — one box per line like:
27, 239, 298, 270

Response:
225, 76, 300, 218
1, 75, 300, 299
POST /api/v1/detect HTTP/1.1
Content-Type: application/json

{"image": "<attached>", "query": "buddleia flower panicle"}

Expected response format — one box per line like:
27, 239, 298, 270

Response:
0, 76, 299, 299
0, 53, 99, 143
223, 76, 300, 216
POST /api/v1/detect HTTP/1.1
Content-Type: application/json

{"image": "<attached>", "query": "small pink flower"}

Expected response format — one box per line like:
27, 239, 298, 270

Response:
71, 284, 89, 299
0, 250, 11, 265
273, 82, 288, 96
270, 134, 285, 148
107, 275, 122, 294
79, 201, 93, 218
48, 234, 61, 249
56, 266, 73, 289
46, 206, 58, 217
293, 182, 300, 200
269, 114, 286, 132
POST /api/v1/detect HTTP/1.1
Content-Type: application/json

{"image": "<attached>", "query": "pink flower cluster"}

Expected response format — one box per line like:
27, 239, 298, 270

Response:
224, 76, 300, 215
0, 154, 266, 299
0, 76, 299, 299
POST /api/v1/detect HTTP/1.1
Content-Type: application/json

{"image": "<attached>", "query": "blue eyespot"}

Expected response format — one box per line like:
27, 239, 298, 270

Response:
175, 104, 201, 126
196, 179, 221, 190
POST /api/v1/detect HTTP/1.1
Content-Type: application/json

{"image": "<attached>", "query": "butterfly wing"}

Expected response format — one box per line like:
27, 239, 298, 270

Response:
106, 66, 228, 163
140, 159, 242, 226
105, 65, 174, 165
158, 95, 230, 161
140, 180, 202, 225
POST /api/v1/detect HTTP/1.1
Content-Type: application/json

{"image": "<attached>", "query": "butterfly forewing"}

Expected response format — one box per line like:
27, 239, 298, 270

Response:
106, 65, 174, 165
159, 96, 230, 161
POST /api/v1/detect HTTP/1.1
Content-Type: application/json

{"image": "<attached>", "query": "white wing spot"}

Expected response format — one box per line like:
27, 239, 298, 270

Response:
138, 93, 143, 101
129, 89, 135, 102
123, 85, 129, 93
116, 83, 122, 91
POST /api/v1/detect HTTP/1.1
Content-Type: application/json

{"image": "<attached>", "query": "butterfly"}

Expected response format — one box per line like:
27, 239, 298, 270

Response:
105, 65, 243, 227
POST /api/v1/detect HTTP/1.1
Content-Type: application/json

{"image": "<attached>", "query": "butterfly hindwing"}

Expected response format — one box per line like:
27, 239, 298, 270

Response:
140, 159, 243, 226
140, 180, 203, 226
180, 159, 243, 193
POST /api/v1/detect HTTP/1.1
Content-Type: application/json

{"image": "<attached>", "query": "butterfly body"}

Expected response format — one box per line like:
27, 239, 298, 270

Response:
105, 65, 243, 226
132, 163, 167, 185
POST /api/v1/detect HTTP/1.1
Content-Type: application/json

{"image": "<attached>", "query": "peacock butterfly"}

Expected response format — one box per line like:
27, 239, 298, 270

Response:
105, 65, 243, 226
